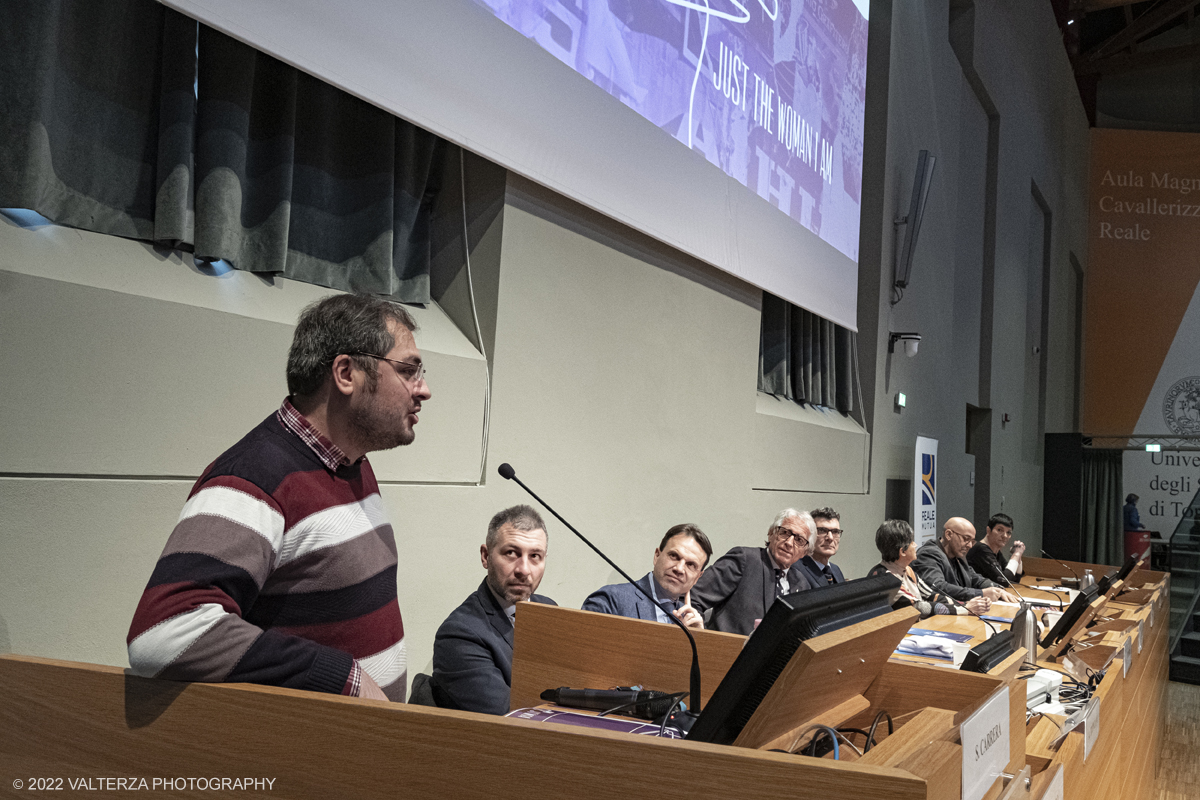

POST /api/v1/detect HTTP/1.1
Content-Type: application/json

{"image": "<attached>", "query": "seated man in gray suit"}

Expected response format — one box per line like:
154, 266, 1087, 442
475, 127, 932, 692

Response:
431, 505, 557, 715
911, 516, 1020, 605
689, 509, 816, 635
581, 523, 712, 629
798, 506, 847, 587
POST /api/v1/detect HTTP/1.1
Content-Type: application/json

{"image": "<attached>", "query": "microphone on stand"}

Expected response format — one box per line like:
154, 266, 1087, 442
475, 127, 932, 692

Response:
497, 463, 704, 723
1041, 549, 1083, 588
991, 558, 1062, 608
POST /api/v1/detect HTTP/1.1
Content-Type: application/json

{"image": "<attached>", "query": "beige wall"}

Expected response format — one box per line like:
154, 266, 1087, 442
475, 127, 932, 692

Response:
0, 0, 1090, 689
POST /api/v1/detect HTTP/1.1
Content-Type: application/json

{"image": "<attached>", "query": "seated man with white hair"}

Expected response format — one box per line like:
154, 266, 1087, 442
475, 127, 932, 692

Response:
689, 509, 816, 635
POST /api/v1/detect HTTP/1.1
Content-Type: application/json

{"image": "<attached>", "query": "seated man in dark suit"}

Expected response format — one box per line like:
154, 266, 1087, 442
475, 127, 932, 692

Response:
911, 517, 1020, 604
582, 523, 712, 629
430, 505, 556, 715
798, 506, 847, 587
689, 509, 816, 635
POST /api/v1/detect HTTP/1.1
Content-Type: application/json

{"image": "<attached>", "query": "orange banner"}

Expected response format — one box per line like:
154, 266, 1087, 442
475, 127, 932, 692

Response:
1084, 128, 1200, 435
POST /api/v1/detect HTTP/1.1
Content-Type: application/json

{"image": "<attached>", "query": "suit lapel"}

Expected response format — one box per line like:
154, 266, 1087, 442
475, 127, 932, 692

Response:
479, 582, 514, 649
759, 548, 776, 613
635, 574, 657, 621
787, 561, 807, 592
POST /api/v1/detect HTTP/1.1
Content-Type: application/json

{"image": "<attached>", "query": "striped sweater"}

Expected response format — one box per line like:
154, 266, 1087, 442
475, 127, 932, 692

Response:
127, 409, 406, 699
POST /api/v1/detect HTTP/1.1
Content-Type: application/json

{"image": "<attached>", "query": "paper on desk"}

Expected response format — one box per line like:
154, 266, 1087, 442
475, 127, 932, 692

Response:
897, 635, 955, 659
909, 627, 973, 643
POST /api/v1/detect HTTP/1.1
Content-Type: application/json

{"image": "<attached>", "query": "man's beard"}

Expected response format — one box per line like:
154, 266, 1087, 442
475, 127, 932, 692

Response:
347, 393, 413, 453
488, 573, 534, 605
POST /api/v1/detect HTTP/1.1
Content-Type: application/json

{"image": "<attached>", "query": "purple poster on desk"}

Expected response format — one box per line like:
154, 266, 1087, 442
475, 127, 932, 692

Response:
474, 0, 868, 263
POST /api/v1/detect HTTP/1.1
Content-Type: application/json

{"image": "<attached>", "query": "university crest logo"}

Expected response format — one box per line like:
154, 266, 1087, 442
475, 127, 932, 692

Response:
1164, 376, 1200, 435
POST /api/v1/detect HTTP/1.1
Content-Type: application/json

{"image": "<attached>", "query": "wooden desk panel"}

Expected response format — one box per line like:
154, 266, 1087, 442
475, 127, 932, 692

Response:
0, 654, 929, 800
510, 603, 748, 710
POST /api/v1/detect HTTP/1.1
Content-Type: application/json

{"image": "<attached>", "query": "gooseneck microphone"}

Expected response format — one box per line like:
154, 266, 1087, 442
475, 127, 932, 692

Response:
1041, 549, 1082, 584
498, 462, 703, 717
992, 560, 1063, 609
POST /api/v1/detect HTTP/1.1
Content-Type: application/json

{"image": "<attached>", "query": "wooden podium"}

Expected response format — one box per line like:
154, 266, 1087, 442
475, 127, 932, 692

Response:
1, 603, 1025, 800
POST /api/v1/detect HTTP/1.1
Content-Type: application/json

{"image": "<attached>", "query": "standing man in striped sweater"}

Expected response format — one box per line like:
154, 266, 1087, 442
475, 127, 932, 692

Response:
127, 294, 432, 701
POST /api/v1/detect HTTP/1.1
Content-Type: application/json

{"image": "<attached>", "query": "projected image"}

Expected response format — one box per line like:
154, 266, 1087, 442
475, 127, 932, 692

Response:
474, 0, 868, 262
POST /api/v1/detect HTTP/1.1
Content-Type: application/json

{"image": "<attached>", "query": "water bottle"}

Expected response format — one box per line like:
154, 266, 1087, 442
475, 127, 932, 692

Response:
1081, 569, 1096, 590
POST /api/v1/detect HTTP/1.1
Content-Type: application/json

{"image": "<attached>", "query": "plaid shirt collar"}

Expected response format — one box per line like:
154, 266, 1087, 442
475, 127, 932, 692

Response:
277, 398, 355, 471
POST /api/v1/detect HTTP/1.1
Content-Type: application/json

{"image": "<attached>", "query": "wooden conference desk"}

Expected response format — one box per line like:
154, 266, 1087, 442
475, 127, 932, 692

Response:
1, 608, 1021, 800
1019, 557, 1169, 800
0, 557, 1164, 800
892, 557, 1169, 800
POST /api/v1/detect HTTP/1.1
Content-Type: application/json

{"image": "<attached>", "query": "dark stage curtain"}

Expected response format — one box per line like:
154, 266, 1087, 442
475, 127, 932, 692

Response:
759, 292, 858, 415
0, 0, 444, 302
1081, 448, 1124, 566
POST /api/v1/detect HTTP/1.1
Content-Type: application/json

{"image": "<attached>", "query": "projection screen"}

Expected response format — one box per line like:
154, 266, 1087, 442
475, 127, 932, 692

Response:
160, 0, 868, 330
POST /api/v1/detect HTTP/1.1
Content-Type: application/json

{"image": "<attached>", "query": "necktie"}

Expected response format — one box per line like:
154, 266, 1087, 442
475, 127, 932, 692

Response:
824, 567, 835, 585
774, 568, 787, 598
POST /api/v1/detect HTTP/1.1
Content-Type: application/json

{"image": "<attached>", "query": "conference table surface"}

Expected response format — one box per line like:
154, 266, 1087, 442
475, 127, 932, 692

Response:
885, 562, 1168, 800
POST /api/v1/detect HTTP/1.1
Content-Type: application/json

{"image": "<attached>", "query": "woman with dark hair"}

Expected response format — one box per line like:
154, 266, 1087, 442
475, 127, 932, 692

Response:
867, 520, 989, 618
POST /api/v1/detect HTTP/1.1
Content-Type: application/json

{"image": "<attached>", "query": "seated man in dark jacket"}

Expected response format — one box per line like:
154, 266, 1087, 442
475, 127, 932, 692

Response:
431, 505, 556, 715
966, 512, 1025, 586
689, 509, 816, 635
911, 517, 1020, 604
582, 523, 711, 629
798, 506, 847, 587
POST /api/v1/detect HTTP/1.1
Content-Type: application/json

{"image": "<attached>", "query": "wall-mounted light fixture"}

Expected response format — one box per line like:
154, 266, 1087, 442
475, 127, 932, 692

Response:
888, 332, 922, 357
1146, 443, 1161, 452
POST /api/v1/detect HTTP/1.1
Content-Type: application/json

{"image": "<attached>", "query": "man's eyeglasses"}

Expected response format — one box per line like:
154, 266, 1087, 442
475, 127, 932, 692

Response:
349, 352, 427, 385
772, 528, 810, 547
815, 526, 844, 539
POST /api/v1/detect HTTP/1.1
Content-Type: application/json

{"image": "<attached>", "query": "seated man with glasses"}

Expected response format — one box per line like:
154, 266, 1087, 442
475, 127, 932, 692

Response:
689, 509, 816, 635
911, 517, 1020, 605
798, 506, 847, 588
127, 294, 432, 703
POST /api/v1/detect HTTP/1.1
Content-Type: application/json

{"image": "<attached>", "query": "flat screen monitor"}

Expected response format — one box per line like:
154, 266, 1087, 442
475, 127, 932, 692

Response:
685, 574, 898, 746
960, 630, 1014, 673
1096, 555, 1137, 596
1115, 553, 1140, 582
1039, 584, 1100, 649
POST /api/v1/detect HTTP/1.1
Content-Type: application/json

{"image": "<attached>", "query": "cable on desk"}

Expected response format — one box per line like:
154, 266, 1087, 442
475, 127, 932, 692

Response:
1026, 711, 1065, 737
786, 724, 840, 760
597, 691, 688, 719
657, 694, 686, 738
865, 709, 893, 752
829, 729, 864, 757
